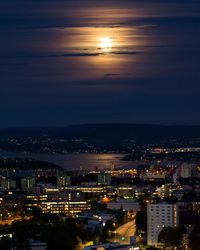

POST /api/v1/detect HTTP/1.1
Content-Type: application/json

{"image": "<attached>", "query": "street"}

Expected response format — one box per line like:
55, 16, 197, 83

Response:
113, 219, 136, 244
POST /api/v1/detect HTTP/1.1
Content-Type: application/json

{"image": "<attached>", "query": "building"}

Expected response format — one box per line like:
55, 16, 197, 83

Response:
40, 200, 91, 216
25, 191, 91, 216
156, 184, 181, 199
21, 177, 35, 191
27, 239, 47, 250
57, 174, 71, 187
116, 186, 134, 198
147, 203, 178, 246
85, 219, 103, 232
180, 163, 200, 178
98, 173, 111, 186
0, 178, 16, 190
64, 186, 107, 194
180, 164, 193, 178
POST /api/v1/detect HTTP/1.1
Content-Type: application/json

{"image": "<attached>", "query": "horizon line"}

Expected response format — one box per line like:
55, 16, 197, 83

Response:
1, 122, 200, 129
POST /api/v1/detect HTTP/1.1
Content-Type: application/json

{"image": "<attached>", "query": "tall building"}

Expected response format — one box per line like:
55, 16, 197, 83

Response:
147, 203, 178, 246
97, 173, 111, 186
21, 177, 35, 191
0, 178, 16, 190
180, 164, 193, 178
57, 175, 71, 187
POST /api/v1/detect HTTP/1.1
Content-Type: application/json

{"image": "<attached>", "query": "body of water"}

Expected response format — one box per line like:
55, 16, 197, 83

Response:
0, 151, 139, 171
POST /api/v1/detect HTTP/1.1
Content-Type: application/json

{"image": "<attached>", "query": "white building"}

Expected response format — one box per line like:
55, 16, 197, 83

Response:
147, 203, 178, 246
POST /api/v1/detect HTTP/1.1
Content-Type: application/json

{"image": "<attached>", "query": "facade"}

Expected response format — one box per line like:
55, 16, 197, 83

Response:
179, 163, 200, 178
180, 164, 193, 178
85, 219, 103, 232
25, 192, 91, 216
40, 200, 91, 216
57, 175, 71, 187
98, 173, 111, 186
147, 203, 178, 246
21, 177, 35, 191
116, 186, 134, 198
0, 178, 16, 190
64, 186, 107, 194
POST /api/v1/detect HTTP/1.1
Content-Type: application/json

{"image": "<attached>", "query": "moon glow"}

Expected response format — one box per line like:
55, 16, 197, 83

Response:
100, 37, 113, 52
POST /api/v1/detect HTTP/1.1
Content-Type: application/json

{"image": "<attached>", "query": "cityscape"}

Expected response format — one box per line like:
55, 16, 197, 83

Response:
0, 128, 199, 250
0, 0, 200, 250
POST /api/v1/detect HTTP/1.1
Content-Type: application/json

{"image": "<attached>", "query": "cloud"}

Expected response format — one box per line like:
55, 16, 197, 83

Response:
111, 51, 138, 55
0, 51, 140, 59
104, 73, 133, 77
0, 63, 25, 66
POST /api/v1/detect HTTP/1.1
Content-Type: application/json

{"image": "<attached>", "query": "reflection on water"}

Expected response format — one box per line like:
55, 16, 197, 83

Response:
0, 152, 136, 171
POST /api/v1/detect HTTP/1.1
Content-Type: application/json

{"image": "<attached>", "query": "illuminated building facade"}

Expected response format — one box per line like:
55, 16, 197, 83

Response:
147, 203, 178, 246
25, 194, 91, 216
40, 200, 91, 216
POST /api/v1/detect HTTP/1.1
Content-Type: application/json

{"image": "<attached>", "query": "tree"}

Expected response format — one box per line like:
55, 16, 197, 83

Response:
189, 227, 200, 250
0, 237, 12, 250
42, 218, 86, 250
11, 220, 31, 249
116, 205, 125, 225
163, 196, 178, 204
158, 227, 182, 247
92, 226, 101, 244
101, 220, 115, 242
135, 210, 147, 234
189, 213, 200, 250
91, 201, 106, 211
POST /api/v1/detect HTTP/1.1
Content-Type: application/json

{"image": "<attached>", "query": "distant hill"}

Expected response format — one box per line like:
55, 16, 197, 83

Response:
0, 124, 200, 142
0, 158, 62, 170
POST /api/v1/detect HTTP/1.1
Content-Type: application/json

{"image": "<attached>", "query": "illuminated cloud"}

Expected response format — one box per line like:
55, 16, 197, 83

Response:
0, 0, 200, 126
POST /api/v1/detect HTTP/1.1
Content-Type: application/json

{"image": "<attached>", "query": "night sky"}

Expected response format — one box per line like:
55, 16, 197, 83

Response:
0, 0, 200, 127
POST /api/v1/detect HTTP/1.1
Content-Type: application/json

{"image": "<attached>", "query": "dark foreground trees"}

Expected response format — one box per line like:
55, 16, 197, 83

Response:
43, 218, 84, 250
0, 237, 12, 250
135, 210, 147, 235
189, 213, 200, 250
158, 227, 182, 248
8, 209, 87, 250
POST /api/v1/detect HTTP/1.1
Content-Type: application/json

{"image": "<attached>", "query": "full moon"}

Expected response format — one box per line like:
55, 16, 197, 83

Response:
100, 37, 113, 52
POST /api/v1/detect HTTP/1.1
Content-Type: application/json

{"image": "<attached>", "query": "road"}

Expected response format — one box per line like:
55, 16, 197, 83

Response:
0, 216, 32, 226
113, 219, 136, 244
